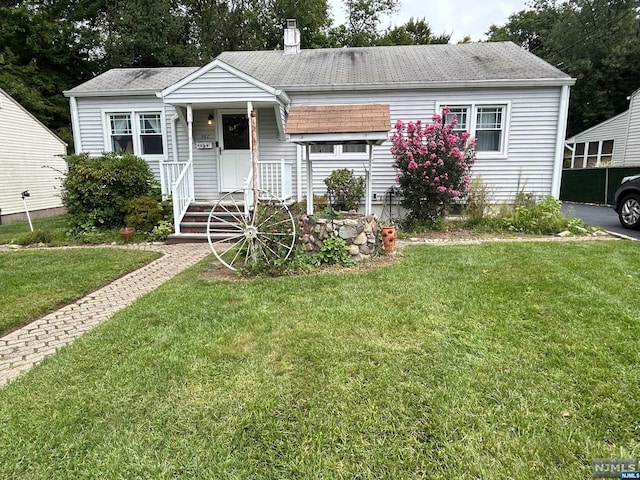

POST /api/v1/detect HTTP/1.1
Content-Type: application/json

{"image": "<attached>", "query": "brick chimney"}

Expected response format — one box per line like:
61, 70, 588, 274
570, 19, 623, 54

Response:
284, 19, 300, 55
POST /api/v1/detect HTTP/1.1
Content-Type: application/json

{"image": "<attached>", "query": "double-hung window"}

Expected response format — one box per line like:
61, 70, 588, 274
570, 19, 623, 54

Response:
107, 111, 164, 156
109, 114, 133, 153
443, 104, 508, 155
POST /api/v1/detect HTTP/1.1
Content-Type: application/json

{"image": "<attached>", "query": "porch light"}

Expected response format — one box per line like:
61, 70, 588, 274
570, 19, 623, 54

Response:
207, 114, 214, 126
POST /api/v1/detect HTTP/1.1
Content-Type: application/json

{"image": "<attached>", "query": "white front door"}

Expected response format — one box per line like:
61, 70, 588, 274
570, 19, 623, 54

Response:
219, 111, 251, 192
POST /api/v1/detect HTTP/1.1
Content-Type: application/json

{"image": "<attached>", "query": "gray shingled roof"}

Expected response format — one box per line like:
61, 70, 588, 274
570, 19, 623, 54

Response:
66, 42, 571, 96
64, 67, 199, 95
217, 42, 571, 88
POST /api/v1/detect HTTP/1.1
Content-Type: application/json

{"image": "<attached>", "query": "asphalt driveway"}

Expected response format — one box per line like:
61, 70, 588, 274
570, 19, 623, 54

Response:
561, 202, 640, 240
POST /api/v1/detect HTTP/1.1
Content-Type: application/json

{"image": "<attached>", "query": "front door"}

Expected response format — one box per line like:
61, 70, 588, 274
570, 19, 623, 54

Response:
219, 111, 251, 192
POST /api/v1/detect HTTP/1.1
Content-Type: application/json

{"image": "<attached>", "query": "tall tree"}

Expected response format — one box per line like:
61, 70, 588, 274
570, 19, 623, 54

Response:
488, 0, 640, 136
342, 0, 400, 46
378, 17, 451, 45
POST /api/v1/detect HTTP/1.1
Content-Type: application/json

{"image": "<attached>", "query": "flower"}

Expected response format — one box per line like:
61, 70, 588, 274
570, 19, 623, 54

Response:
408, 160, 418, 170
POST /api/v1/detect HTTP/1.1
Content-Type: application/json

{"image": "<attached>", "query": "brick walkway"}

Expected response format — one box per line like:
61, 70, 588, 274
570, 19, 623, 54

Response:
0, 243, 211, 387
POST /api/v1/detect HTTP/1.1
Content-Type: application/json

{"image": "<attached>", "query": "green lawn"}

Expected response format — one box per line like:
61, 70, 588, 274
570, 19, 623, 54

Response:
0, 214, 70, 245
0, 248, 161, 335
0, 241, 638, 478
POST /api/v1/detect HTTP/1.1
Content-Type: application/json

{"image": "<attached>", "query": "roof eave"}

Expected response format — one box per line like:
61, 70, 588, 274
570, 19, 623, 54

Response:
279, 78, 576, 92
63, 89, 158, 98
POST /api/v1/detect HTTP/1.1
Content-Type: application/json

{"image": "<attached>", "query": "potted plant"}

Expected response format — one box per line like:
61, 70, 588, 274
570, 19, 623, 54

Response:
380, 223, 397, 254
118, 226, 136, 242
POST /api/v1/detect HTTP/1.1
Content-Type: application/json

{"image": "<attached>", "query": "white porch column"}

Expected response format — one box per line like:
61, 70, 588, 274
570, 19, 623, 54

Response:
306, 145, 313, 215
187, 104, 193, 164
365, 144, 374, 215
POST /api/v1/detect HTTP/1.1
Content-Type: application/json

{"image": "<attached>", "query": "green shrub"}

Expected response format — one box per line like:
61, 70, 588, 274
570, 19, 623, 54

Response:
61, 152, 158, 230
316, 236, 353, 266
15, 229, 53, 246
324, 169, 365, 211
463, 176, 492, 225
124, 196, 164, 232
147, 220, 174, 242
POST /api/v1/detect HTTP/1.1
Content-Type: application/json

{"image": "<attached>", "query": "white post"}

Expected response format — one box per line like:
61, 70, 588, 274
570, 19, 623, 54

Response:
306, 145, 313, 215
552, 85, 570, 197
365, 144, 374, 215
296, 145, 303, 202
280, 157, 286, 200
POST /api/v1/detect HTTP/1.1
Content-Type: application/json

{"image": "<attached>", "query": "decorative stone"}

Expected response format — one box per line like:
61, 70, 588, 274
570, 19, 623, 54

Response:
359, 245, 371, 255
348, 245, 360, 256
326, 223, 334, 233
363, 223, 373, 233
339, 225, 358, 240
304, 242, 315, 252
353, 232, 367, 245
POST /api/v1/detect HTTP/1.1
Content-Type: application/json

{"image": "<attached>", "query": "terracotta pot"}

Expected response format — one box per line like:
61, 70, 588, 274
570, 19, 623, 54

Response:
381, 226, 396, 254
119, 227, 136, 242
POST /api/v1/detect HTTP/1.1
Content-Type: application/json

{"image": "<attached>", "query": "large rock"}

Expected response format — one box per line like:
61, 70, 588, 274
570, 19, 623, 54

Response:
339, 225, 358, 240
353, 232, 367, 245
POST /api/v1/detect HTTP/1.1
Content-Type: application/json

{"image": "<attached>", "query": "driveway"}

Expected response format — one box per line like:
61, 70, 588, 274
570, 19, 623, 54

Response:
561, 202, 640, 240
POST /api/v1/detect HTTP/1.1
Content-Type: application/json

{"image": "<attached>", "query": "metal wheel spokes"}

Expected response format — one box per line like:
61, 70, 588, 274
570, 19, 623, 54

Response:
621, 198, 640, 226
207, 189, 296, 271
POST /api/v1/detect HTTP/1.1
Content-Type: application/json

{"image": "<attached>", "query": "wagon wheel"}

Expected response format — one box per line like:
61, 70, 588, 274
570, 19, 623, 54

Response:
207, 188, 296, 271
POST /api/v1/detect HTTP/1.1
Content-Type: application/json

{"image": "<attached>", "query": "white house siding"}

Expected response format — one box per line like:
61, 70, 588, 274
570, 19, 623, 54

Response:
622, 91, 640, 166
191, 110, 219, 199
0, 89, 67, 217
163, 66, 276, 104
257, 107, 298, 197
73, 95, 172, 181
289, 86, 563, 203
566, 111, 628, 166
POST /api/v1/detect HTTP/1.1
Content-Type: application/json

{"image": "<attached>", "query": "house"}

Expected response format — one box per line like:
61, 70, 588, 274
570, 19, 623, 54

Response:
0, 88, 67, 224
64, 21, 574, 239
565, 87, 640, 168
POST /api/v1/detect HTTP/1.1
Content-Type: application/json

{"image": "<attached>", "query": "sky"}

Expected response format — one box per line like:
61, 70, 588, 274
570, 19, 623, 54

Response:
328, 0, 531, 43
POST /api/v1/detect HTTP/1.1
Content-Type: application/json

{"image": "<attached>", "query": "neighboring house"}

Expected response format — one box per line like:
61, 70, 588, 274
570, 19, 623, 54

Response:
0, 88, 67, 224
64, 21, 574, 239
565, 87, 640, 168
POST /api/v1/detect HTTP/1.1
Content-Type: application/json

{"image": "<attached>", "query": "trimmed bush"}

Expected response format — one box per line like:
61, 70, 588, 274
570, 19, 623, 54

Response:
61, 152, 158, 230
124, 196, 164, 233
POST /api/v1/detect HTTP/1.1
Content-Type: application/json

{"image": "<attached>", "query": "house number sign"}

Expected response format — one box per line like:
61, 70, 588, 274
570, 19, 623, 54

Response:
196, 142, 213, 149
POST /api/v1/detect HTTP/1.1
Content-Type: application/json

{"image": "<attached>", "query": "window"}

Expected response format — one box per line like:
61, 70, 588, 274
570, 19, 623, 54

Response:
570, 140, 614, 168
445, 107, 468, 134
475, 107, 503, 152
309, 144, 368, 156
139, 113, 164, 154
310, 144, 335, 154
106, 111, 164, 156
109, 114, 133, 153
443, 104, 507, 154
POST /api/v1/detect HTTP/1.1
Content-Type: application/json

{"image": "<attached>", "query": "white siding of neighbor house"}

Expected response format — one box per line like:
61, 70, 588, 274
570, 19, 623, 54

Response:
74, 95, 172, 181
623, 91, 640, 166
290, 86, 564, 203
0, 89, 67, 216
163, 66, 276, 104
566, 111, 628, 166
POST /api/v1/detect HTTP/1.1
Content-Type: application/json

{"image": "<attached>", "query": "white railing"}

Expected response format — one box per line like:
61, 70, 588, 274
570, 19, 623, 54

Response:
171, 161, 194, 234
161, 162, 188, 197
258, 159, 293, 200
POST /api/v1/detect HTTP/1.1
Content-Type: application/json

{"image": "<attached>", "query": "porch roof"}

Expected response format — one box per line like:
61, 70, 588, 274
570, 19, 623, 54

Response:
285, 104, 390, 145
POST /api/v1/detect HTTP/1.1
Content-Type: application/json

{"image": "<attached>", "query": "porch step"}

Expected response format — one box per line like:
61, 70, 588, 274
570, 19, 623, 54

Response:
168, 201, 243, 244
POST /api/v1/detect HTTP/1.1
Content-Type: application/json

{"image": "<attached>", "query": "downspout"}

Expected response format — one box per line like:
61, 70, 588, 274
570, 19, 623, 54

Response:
69, 96, 83, 153
551, 85, 570, 198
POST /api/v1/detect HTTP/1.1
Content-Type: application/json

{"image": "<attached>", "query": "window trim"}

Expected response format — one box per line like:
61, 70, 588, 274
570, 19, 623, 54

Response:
437, 102, 511, 159
102, 108, 168, 158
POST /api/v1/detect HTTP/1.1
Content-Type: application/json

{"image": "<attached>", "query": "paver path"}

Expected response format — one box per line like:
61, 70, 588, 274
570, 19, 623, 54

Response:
0, 243, 211, 387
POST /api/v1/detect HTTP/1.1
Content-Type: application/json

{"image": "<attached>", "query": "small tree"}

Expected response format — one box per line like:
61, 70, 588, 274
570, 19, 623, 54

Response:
61, 152, 159, 230
390, 108, 476, 222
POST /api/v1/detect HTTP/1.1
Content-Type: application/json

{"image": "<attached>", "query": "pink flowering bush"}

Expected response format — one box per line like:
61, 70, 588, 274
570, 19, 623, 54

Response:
391, 108, 477, 222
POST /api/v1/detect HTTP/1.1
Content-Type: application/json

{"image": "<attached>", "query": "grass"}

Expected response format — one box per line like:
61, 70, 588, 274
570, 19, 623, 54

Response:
0, 248, 161, 335
0, 241, 638, 478
0, 214, 70, 245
